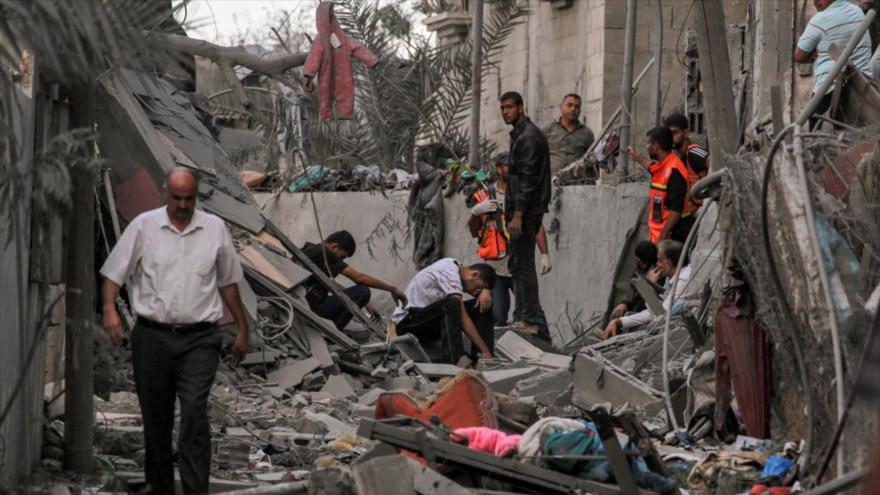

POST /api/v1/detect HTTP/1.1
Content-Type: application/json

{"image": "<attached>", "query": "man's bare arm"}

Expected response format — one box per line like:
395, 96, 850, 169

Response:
101, 279, 123, 346
659, 211, 681, 241
794, 47, 817, 63
342, 266, 406, 304
219, 283, 250, 357
535, 225, 549, 255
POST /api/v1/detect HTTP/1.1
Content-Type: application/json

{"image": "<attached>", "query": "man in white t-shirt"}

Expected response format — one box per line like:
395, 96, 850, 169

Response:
392, 258, 496, 363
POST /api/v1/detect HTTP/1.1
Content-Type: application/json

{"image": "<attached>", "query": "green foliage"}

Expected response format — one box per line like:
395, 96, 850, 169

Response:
304, 0, 530, 170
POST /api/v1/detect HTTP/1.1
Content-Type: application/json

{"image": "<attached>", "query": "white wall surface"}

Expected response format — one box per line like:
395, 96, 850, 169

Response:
257, 183, 646, 344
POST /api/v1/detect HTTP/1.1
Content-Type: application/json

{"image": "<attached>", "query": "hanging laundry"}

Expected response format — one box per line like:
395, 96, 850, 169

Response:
302, 2, 379, 121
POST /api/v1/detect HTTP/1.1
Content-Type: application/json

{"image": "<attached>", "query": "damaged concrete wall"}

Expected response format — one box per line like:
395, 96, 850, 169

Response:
257, 183, 646, 344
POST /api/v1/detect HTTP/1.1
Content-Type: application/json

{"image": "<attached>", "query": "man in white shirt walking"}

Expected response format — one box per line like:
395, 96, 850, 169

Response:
100, 168, 249, 494
392, 258, 496, 363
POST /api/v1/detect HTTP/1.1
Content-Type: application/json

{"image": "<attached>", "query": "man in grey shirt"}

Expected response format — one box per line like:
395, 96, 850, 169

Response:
543, 93, 595, 174
100, 168, 249, 494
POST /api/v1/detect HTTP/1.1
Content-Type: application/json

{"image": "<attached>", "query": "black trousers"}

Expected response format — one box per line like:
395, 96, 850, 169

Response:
508, 214, 545, 325
311, 284, 372, 330
396, 295, 494, 363
131, 322, 222, 495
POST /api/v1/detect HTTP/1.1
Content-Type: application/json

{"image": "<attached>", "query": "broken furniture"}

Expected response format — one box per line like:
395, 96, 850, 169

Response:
357, 417, 638, 495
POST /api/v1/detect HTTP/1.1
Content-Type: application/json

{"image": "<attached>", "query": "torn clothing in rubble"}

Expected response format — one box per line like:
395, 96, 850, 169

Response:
451, 427, 521, 457
302, 2, 379, 120
408, 163, 445, 269
619, 265, 691, 330
520, 418, 678, 493
715, 290, 771, 439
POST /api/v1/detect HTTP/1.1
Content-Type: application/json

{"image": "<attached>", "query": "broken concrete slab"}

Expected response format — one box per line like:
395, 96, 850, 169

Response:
390, 334, 431, 362
353, 455, 416, 495
413, 362, 462, 379
267, 357, 321, 390
374, 376, 414, 391
571, 351, 665, 417
404, 456, 474, 495
320, 375, 356, 398
353, 454, 474, 495
495, 331, 544, 361
530, 352, 572, 370
513, 368, 573, 406
240, 348, 283, 366
302, 411, 356, 438
481, 366, 541, 394
357, 388, 385, 407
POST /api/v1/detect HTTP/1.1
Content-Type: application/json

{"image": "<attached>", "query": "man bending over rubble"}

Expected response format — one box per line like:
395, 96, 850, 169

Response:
301, 230, 407, 329
602, 239, 691, 340
392, 258, 496, 363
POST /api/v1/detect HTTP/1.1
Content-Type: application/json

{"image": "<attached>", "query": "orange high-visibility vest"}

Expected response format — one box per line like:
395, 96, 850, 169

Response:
648, 153, 690, 243
682, 143, 708, 212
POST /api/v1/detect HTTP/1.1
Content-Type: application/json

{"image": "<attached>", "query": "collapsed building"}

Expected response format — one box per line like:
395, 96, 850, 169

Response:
1, 0, 880, 494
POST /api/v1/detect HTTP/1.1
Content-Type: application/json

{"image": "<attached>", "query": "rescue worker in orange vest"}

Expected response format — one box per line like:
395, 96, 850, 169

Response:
665, 113, 709, 237
626, 126, 692, 244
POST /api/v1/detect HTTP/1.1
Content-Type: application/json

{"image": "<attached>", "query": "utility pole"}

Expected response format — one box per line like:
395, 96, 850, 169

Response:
617, 0, 637, 179
692, 0, 738, 163
469, 0, 484, 169
650, 0, 664, 126
63, 85, 95, 474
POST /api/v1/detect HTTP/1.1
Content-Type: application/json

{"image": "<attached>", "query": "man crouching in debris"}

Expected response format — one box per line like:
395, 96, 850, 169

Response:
301, 230, 407, 329
602, 239, 690, 340
100, 168, 249, 494
391, 258, 496, 363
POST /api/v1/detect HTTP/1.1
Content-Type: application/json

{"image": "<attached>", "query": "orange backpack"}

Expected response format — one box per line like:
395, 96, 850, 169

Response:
474, 189, 508, 261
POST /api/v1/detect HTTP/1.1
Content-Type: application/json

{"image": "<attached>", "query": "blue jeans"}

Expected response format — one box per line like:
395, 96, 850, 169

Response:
311, 285, 371, 330
492, 275, 552, 344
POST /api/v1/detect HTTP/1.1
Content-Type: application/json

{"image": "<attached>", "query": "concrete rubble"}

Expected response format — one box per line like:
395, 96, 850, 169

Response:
30, 60, 864, 495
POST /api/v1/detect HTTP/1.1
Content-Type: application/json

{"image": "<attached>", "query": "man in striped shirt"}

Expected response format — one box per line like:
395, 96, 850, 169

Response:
795, 0, 873, 126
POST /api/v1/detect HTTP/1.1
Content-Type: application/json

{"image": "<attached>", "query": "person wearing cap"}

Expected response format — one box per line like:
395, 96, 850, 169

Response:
468, 152, 553, 343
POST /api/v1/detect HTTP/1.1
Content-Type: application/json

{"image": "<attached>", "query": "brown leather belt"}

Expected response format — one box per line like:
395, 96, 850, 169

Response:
137, 317, 215, 335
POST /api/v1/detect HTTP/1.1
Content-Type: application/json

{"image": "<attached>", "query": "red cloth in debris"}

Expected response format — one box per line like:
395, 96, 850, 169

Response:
303, 2, 379, 121
451, 427, 521, 457
714, 293, 772, 439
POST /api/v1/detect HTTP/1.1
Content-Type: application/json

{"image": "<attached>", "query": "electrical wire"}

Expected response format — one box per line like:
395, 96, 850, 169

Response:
660, 197, 715, 431
792, 126, 846, 476
761, 123, 813, 472
255, 295, 295, 341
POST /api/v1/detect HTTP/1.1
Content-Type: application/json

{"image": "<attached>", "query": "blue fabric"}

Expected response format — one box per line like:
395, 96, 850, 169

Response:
492, 275, 513, 326
542, 420, 648, 482
540, 420, 677, 494
760, 455, 795, 481
797, 0, 873, 93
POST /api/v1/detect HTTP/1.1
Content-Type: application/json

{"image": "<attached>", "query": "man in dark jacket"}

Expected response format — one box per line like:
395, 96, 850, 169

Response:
499, 91, 552, 338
